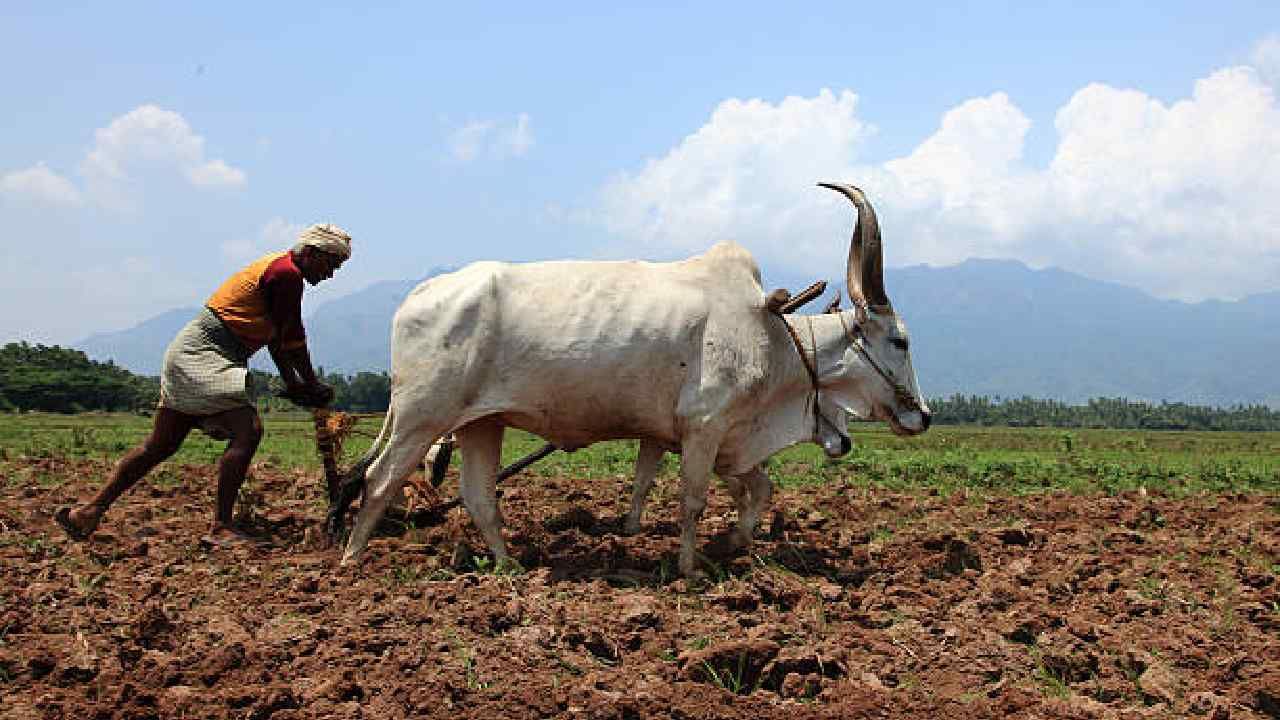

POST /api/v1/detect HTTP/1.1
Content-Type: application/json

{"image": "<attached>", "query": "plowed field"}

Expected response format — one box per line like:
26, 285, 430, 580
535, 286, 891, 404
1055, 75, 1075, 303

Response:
3, 455, 1278, 719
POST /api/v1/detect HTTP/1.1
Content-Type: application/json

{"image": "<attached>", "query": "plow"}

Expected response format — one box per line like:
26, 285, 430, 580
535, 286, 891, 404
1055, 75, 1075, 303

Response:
308, 407, 559, 521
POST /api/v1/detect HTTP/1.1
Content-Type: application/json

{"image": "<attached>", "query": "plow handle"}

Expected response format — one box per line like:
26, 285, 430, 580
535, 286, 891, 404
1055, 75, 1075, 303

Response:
312, 408, 343, 504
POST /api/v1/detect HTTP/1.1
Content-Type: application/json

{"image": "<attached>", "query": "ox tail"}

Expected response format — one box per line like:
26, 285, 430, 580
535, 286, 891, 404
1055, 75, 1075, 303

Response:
324, 406, 396, 541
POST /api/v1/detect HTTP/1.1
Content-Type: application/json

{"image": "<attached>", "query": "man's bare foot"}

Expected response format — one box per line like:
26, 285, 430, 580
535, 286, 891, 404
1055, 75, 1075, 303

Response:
54, 505, 101, 541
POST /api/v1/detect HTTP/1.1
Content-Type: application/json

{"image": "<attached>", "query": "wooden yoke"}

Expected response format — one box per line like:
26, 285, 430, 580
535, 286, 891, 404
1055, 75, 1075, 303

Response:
765, 280, 828, 316
764, 288, 791, 313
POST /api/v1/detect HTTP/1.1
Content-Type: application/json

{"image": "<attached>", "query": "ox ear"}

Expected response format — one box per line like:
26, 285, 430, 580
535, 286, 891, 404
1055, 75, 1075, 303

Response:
818, 182, 891, 312
823, 291, 841, 314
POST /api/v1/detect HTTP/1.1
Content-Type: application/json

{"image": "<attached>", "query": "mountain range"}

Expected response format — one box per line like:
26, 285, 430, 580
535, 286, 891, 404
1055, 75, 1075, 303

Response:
75, 259, 1280, 408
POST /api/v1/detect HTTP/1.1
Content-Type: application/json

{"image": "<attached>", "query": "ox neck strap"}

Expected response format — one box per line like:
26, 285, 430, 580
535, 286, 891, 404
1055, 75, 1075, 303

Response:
778, 313, 820, 389
777, 313, 827, 438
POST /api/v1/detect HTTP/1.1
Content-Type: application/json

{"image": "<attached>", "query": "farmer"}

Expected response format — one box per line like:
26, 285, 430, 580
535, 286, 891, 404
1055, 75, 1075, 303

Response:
55, 224, 352, 547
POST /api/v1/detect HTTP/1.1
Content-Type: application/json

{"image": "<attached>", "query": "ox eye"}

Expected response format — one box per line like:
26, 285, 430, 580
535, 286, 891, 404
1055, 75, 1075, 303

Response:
890, 338, 909, 352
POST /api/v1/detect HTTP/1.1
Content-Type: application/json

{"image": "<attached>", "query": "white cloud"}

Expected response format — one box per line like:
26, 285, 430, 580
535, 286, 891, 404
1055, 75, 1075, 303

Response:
598, 90, 873, 263
593, 69, 1280, 301
0, 162, 82, 207
1042, 68, 1280, 297
450, 120, 494, 162
81, 104, 246, 208
879, 92, 1043, 263
2, 105, 245, 215
187, 158, 247, 187
1252, 33, 1280, 88
449, 113, 535, 162
501, 113, 534, 157
221, 217, 303, 262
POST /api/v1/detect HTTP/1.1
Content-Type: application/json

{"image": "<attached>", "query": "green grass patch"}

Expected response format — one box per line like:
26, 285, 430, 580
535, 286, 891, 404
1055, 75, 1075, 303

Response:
0, 413, 1276, 496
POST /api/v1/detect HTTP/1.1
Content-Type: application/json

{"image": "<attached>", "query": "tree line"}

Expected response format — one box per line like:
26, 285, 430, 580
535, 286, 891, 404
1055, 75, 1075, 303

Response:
5, 342, 1280, 429
928, 394, 1280, 431
0, 343, 159, 413
0, 343, 392, 414
247, 369, 392, 412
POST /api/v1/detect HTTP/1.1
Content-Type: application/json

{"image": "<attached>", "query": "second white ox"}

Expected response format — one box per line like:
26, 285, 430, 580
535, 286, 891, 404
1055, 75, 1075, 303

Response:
331, 183, 931, 577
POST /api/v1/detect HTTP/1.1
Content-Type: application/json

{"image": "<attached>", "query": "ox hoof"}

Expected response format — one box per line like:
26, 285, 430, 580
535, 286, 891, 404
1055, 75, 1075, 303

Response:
679, 569, 710, 588
678, 558, 710, 585
727, 530, 754, 552
323, 516, 345, 542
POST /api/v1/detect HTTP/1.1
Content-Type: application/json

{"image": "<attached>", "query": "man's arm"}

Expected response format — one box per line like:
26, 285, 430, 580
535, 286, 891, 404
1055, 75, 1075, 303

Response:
271, 342, 320, 388
263, 259, 332, 405
269, 342, 333, 406
267, 343, 300, 388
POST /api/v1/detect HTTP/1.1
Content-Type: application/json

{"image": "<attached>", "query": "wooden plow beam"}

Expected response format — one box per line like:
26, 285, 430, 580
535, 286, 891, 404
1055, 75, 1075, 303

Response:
310, 410, 557, 508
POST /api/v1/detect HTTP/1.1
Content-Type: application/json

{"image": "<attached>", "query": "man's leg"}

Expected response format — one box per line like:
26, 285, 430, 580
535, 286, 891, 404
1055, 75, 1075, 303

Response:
63, 407, 198, 534
208, 406, 263, 537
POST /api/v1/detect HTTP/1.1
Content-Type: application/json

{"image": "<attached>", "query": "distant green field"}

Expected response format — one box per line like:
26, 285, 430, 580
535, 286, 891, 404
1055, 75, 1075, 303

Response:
1, 411, 1277, 496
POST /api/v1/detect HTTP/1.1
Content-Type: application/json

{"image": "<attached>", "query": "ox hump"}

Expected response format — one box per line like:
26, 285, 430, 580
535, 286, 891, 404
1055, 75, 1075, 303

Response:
688, 241, 763, 285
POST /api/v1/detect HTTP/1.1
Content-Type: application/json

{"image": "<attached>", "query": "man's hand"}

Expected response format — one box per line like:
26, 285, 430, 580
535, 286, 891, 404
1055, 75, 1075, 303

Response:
280, 382, 334, 409
310, 382, 335, 406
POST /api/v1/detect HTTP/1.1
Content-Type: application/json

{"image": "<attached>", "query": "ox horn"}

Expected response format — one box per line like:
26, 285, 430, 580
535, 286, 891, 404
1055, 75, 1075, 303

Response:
817, 182, 890, 310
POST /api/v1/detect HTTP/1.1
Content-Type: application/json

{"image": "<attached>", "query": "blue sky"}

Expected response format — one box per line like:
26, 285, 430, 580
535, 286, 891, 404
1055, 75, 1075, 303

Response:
2, 2, 1278, 343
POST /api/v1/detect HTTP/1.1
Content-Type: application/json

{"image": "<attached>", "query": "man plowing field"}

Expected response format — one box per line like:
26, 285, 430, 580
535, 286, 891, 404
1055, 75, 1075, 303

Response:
55, 224, 352, 548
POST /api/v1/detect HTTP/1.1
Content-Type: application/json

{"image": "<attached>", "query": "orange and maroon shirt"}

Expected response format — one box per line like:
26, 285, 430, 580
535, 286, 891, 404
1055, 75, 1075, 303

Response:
206, 252, 306, 353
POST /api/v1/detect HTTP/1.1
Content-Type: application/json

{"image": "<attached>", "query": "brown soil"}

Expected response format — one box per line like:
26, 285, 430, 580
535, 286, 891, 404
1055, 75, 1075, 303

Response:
2, 457, 1278, 719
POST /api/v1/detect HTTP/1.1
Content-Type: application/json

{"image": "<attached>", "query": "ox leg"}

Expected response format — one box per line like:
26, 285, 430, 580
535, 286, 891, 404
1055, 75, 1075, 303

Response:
388, 441, 441, 512
719, 473, 750, 550
729, 464, 770, 551
625, 440, 665, 535
676, 435, 719, 579
342, 429, 436, 565
456, 417, 512, 569
388, 481, 410, 514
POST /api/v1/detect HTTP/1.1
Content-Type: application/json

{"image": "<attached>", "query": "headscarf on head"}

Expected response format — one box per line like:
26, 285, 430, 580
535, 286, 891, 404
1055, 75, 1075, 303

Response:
292, 223, 352, 260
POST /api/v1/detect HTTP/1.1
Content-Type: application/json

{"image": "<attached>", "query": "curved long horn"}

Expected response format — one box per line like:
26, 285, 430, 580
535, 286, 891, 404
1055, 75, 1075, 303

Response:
817, 182, 890, 309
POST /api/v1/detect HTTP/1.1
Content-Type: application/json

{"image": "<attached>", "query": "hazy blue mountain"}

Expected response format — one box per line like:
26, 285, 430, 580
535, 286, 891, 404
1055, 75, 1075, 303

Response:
302, 277, 432, 374
77, 306, 200, 376
76, 260, 1279, 407
886, 260, 1280, 407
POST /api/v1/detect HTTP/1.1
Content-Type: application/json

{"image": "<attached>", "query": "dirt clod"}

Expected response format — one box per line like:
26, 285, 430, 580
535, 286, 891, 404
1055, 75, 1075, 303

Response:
198, 643, 246, 687
1138, 662, 1182, 707
680, 638, 780, 692
1246, 671, 1280, 718
131, 603, 176, 650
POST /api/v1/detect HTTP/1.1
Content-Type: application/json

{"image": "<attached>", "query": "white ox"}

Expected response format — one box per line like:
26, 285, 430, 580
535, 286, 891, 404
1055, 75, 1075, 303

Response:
330, 183, 931, 578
